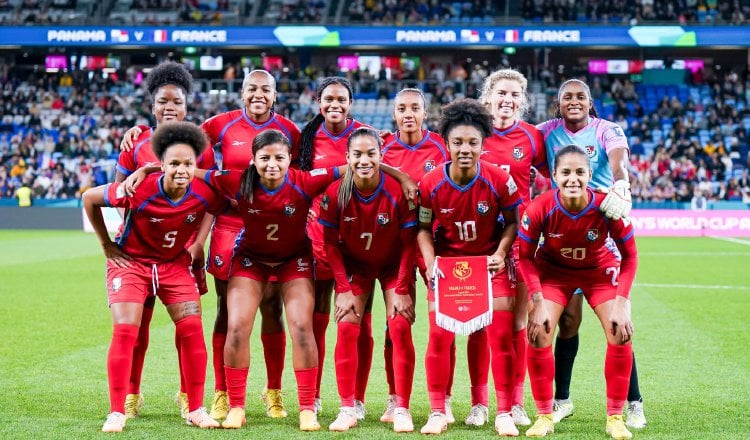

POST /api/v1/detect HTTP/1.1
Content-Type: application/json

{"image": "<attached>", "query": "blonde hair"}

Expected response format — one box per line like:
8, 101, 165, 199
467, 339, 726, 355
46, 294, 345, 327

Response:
479, 69, 530, 118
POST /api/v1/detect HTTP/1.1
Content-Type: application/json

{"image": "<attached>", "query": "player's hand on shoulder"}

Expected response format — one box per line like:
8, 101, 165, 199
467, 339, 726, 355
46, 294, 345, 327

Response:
119, 126, 144, 153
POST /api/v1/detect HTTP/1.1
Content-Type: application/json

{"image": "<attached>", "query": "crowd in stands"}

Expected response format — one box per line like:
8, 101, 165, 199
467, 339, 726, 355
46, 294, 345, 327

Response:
521, 0, 749, 24
1, 61, 749, 206
346, 0, 496, 25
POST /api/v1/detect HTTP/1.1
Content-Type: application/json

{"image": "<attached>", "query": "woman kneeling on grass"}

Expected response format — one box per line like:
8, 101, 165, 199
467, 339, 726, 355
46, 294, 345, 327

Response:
517, 144, 638, 440
85, 121, 227, 432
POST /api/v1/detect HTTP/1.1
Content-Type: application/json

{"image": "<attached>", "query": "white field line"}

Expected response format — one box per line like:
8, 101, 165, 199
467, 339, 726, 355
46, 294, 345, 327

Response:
708, 236, 750, 246
636, 283, 750, 290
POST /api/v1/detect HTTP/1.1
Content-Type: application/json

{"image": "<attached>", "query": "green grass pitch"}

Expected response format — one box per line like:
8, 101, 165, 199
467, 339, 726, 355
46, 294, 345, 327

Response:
1, 231, 749, 439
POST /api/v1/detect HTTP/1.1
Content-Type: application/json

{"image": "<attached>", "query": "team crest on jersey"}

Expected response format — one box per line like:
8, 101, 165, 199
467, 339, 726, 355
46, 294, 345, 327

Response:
586, 228, 600, 241
321, 195, 330, 211
584, 145, 596, 158
284, 203, 296, 216
476, 201, 490, 215
112, 277, 122, 291
452, 261, 472, 281
513, 146, 524, 161
424, 160, 436, 172
377, 212, 390, 225
521, 213, 530, 230
214, 255, 224, 267
185, 213, 197, 224
241, 257, 253, 268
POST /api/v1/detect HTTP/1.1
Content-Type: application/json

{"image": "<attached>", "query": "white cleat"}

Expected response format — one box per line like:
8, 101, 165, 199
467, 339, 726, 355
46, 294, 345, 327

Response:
354, 400, 367, 420
102, 412, 127, 433
393, 407, 414, 433
494, 412, 519, 436
625, 400, 647, 429
328, 407, 357, 432
444, 396, 456, 424
512, 404, 531, 426
380, 395, 397, 423
186, 407, 220, 429
552, 398, 575, 423
464, 403, 489, 426
420, 411, 448, 434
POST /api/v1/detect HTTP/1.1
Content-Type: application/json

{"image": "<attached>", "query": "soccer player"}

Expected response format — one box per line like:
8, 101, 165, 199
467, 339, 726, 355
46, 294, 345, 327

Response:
465, 68, 548, 427
518, 144, 637, 440
298, 77, 372, 418
85, 122, 227, 433
201, 129, 341, 432
417, 99, 521, 436
114, 60, 204, 420
198, 70, 301, 420
379, 87, 449, 424
536, 79, 645, 429
119, 69, 301, 420
319, 128, 418, 433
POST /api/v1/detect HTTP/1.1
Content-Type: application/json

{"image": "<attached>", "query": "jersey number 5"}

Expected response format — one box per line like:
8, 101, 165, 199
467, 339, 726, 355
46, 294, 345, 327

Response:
163, 230, 178, 248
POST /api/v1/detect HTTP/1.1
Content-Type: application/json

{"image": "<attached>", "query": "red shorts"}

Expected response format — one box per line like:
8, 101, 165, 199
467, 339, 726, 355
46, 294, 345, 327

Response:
106, 253, 199, 306
311, 239, 333, 281
343, 264, 400, 296
536, 261, 620, 308
427, 266, 515, 302
206, 224, 242, 281
229, 251, 314, 283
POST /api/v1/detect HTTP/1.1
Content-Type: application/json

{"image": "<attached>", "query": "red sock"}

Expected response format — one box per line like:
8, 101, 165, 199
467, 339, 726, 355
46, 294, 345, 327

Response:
445, 339, 456, 397
388, 314, 414, 409
312, 312, 330, 398
487, 311, 515, 414
467, 329, 490, 406
261, 331, 286, 390
127, 306, 153, 394
295, 367, 318, 411
426, 312, 454, 413
513, 328, 528, 406
527, 345, 554, 414
175, 330, 186, 394
605, 343, 633, 415
224, 366, 248, 408
175, 315, 207, 412
212, 332, 227, 392
107, 324, 139, 413
334, 322, 360, 407
355, 313, 373, 403
383, 327, 396, 396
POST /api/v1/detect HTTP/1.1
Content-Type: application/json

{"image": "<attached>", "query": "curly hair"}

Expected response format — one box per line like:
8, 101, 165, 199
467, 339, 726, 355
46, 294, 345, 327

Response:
151, 121, 207, 160
438, 98, 493, 141
146, 61, 193, 97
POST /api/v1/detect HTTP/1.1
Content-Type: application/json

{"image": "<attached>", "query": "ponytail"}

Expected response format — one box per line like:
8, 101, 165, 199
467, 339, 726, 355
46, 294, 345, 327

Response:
299, 113, 324, 171
240, 166, 259, 203
337, 167, 355, 211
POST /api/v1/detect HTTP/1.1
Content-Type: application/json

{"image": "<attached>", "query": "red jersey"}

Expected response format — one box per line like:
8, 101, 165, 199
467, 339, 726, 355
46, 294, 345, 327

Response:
206, 167, 339, 262
318, 172, 417, 292
481, 120, 547, 213
381, 130, 448, 183
116, 128, 158, 177
199, 110, 301, 230
517, 189, 637, 297
104, 174, 228, 264
310, 118, 369, 169
418, 162, 521, 257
